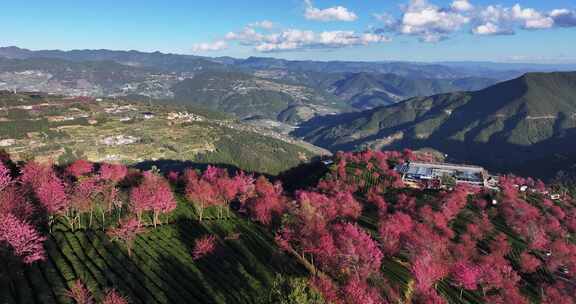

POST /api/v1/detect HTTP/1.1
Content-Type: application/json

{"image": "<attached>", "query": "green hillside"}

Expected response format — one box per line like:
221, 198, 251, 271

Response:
328, 72, 496, 108
295, 72, 576, 175
171, 71, 343, 121
0, 198, 305, 304
2, 149, 576, 304
0, 92, 317, 175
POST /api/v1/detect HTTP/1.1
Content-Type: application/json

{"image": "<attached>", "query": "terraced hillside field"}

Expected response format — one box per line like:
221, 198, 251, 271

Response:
3, 148, 575, 304
295, 72, 576, 177
0, 92, 321, 174
1, 205, 305, 304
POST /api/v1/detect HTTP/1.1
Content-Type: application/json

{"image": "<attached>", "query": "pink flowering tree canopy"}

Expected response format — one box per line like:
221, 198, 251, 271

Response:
66, 159, 93, 178
64, 280, 94, 304
0, 213, 46, 264
130, 171, 176, 226
107, 217, 146, 257
101, 289, 129, 304
192, 235, 217, 260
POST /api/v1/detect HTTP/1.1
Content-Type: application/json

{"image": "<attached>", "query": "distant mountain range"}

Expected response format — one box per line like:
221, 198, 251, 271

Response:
0, 46, 518, 122
0, 46, 224, 72
295, 71, 576, 177
2, 46, 576, 178
0, 47, 576, 115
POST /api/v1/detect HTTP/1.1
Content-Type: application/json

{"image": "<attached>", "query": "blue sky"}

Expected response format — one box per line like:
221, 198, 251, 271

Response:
1, 0, 575, 62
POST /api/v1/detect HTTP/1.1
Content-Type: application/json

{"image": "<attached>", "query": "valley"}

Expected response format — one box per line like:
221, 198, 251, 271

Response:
0, 91, 326, 175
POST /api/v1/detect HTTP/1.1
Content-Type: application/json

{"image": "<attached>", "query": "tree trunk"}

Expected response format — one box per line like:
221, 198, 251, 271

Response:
198, 202, 204, 222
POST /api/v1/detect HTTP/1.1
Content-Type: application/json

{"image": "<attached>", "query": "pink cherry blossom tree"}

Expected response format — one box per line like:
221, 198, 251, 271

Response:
326, 222, 383, 279
519, 252, 541, 273
68, 177, 101, 229
0, 187, 34, 223
64, 280, 93, 304
66, 159, 93, 178
192, 235, 217, 260
107, 217, 146, 257
20, 161, 68, 230
234, 171, 256, 206
451, 260, 481, 298
130, 172, 176, 227
185, 174, 217, 222
0, 213, 46, 264
99, 163, 128, 183
101, 289, 129, 304
0, 162, 12, 192
214, 173, 240, 218
247, 176, 286, 225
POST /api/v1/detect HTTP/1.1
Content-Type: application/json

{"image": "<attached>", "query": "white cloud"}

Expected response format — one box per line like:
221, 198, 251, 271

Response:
397, 0, 470, 42
249, 20, 275, 30
191, 40, 228, 52
550, 9, 576, 27
550, 9, 570, 17
472, 22, 513, 35
225, 24, 390, 52
451, 0, 474, 12
471, 3, 554, 35
194, 1, 576, 53
225, 27, 265, 43
374, 0, 576, 41
476, 5, 509, 25
360, 33, 392, 43
511, 4, 553, 29
304, 0, 358, 22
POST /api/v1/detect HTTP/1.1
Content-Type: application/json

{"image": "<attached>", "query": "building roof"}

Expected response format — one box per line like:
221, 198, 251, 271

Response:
405, 161, 484, 172
396, 161, 485, 182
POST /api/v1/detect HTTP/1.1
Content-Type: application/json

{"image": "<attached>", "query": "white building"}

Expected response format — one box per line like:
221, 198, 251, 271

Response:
395, 161, 487, 187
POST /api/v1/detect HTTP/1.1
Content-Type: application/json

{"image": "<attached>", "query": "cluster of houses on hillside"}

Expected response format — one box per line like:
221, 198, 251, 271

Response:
166, 111, 204, 122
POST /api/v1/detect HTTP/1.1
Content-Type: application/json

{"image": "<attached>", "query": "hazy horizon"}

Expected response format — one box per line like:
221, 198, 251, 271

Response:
3, 45, 576, 67
2, 0, 575, 63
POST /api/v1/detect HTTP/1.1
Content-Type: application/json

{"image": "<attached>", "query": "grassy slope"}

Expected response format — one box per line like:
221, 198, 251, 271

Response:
0, 94, 314, 175
171, 71, 316, 120
0, 199, 305, 304
194, 128, 310, 175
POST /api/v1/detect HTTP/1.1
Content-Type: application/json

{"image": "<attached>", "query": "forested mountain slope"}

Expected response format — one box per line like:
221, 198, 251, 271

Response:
295, 72, 576, 174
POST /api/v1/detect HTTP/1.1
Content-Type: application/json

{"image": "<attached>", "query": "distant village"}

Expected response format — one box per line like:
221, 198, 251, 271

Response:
0, 91, 321, 162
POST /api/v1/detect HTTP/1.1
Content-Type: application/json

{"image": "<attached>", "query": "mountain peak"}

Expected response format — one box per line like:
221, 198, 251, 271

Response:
296, 71, 576, 174
0, 46, 32, 59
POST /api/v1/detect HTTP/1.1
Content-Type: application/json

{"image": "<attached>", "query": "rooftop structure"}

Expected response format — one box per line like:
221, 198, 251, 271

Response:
142, 112, 155, 119
395, 161, 487, 188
